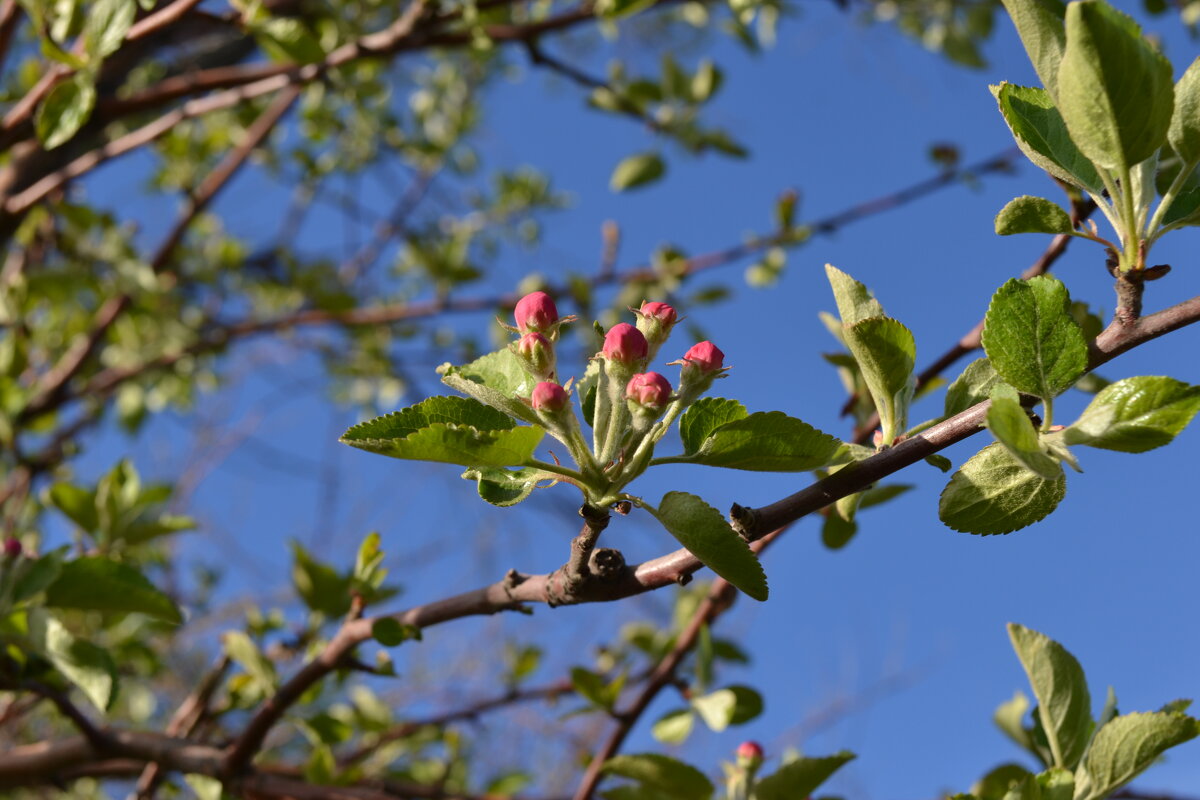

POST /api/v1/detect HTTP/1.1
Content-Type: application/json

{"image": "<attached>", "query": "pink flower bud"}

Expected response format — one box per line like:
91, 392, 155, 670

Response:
639, 301, 676, 325
682, 341, 724, 373
625, 372, 672, 411
530, 381, 569, 413
634, 301, 678, 355
602, 323, 648, 367
516, 332, 555, 380
514, 291, 559, 334
736, 740, 764, 768
3, 537, 21, 559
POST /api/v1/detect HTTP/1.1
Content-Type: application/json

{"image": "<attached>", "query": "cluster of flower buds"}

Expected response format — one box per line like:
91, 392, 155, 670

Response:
501, 290, 729, 483
507, 291, 573, 388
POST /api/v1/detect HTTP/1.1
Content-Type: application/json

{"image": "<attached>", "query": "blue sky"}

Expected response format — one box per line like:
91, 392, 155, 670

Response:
72, 2, 1200, 797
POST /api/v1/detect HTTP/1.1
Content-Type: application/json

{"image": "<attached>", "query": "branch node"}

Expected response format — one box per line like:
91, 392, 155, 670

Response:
587, 547, 626, 582
729, 503, 757, 539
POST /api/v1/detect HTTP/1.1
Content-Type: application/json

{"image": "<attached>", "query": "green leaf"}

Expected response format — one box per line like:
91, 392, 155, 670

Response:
939, 443, 1067, 534
659, 412, 841, 472
27, 609, 118, 711
822, 510, 858, 550
986, 385, 1061, 480
291, 541, 351, 617
1057, 0, 1174, 171
946, 358, 1003, 417
341, 397, 544, 467
1035, 767, 1073, 800
255, 17, 325, 64
993, 83, 1103, 193
1169, 57, 1200, 163
1007, 623, 1092, 769
651, 709, 695, 744
981, 276, 1088, 401
690, 685, 761, 731
1064, 376, 1200, 452
82, 0, 134, 59
602, 754, 713, 800
1161, 164, 1200, 228
925, 453, 953, 472
648, 492, 767, 601
46, 483, 98, 532
11, 548, 65, 604
753, 752, 856, 800
825, 264, 884, 325
1074, 712, 1199, 800
183, 775, 225, 800
223, 630, 277, 693
995, 690, 1036, 753
678, 397, 747, 455
610, 153, 666, 192
439, 349, 539, 424
972, 763, 1034, 800
995, 196, 1074, 235
44, 557, 183, 624
36, 74, 96, 150
999, 0, 1066, 97
353, 532, 384, 585
371, 618, 420, 646
844, 316, 916, 443
570, 667, 620, 711
461, 466, 549, 506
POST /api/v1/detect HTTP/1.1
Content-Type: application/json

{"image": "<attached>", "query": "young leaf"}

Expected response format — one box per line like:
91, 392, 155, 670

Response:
972, 763, 1034, 800
648, 492, 767, 601
844, 316, 916, 443
822, 510, 857, 550
651, 709, 695, 744
461, 466, 549, 506
343, 396, 516, 439
657, 412, 841, 471
753, 752, 856, 800
610, 153, 666, 192
824, 264, 884, 325
945, 358, 1002, 417
677, 397, 748, 455
291, 541, 351, 617
46, 483, 99, 532
1007, 623, 1092, 769
27, 609, 118, 711
939, 443, 1066, 534
1057, 0, 1174, 172
439, 349, 539, 424
1036, 767, 1074, 800
993, 82, 1103, 193
999, 0, 1067, 97
44, 557, 183, 624
1073, 712, 1200, 800
36, 74, 96, 150
1169, 57, 1200, 163
602, 753, 713, 800
223, 631, 278, 693
690, 685, 761, 731
986, 385, 1061, 480
1064, 376, 1200, 452
255, 18, 325, 64
981, 276, 1088, 401
371, 618, 419, 646
342, 418, 544, 467
82, 0, 134, 59
995, 195, 1074, 235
